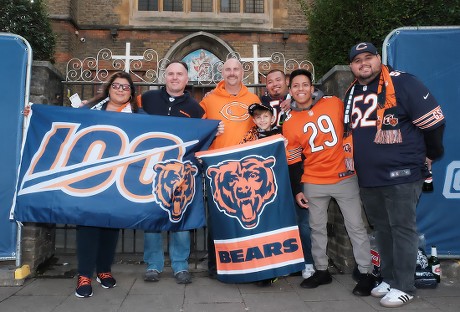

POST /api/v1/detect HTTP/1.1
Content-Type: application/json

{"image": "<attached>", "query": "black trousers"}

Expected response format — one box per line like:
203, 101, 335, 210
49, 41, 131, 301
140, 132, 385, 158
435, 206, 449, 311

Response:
76, 225, 119, 278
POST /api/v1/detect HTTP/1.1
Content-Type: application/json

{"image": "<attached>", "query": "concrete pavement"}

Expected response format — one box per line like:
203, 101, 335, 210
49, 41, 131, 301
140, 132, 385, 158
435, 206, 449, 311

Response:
0, 256, 459, 312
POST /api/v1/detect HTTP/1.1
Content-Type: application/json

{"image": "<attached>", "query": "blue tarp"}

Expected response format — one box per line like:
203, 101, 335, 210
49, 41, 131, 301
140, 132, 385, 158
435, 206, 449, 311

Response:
384, 27, 460, 256
0, 33, 30, 259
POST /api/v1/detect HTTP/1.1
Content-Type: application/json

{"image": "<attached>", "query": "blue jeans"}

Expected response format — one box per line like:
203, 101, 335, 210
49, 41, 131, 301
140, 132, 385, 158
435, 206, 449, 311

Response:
143, 231, 190, 274
295, 204, 313, 264
360, 180, 423, 295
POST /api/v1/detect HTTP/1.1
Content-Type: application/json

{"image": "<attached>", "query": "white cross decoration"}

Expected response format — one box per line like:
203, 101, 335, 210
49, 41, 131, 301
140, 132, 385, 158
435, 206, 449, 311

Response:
240, 44, 271, 84
112, 42, 144, 73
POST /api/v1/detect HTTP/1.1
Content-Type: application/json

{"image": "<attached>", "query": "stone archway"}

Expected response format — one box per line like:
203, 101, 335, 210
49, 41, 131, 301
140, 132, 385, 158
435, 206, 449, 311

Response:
164, 31, 233, 62
164, 32, 235, 101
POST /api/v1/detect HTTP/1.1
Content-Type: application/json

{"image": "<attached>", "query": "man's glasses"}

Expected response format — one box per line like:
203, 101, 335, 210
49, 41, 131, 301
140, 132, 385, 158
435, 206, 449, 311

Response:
111, 82, 131, 91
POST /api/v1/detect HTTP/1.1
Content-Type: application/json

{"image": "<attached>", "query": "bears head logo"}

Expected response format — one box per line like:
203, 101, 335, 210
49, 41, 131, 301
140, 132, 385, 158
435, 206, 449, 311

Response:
152, 160, 198, 223
207, 155, 277, 229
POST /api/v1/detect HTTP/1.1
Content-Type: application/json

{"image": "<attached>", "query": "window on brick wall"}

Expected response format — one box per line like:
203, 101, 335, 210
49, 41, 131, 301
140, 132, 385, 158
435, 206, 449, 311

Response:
164, 0, 184, 11
138, 0, 158, 11
244, 0, 264, 13
191, 0, 213, 12
133, 0, 269, 30
220, 0, 240, 13
137, 0, 264, 13
138, 0, 184, 11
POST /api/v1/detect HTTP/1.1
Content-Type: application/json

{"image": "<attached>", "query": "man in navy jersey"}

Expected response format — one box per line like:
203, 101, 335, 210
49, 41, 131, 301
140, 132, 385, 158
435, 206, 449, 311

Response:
345, 42, 445, 308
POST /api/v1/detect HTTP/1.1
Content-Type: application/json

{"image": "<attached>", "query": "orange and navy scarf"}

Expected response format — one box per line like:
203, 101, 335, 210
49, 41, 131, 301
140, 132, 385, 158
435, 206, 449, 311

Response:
344, 64, 402, 144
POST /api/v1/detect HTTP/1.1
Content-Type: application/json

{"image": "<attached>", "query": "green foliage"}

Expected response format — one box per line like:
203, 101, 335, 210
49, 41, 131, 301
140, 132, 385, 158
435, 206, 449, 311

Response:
301, 0, 460, 78
0, 0, 56, 61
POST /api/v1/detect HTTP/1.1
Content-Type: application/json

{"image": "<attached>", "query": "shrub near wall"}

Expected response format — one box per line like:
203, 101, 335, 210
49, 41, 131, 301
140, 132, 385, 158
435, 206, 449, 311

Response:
0, 0, 56, 61
302, 0, 460, 78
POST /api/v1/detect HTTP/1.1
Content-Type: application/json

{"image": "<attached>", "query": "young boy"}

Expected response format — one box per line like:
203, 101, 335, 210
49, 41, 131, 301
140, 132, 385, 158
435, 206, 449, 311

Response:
240, 102, 281, 143
239, 102, 282, 287
242, 101, 317, 286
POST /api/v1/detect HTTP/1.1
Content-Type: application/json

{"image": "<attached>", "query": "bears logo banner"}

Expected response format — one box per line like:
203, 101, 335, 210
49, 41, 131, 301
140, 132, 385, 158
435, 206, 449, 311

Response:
196, 135, 305, 283
11, 104, 218, 231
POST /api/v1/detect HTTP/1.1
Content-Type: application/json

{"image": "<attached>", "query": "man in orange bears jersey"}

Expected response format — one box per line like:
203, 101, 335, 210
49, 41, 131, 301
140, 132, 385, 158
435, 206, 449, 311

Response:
200, 58, 260, 150
282, 69, 374, 296
200, 58, 260, 277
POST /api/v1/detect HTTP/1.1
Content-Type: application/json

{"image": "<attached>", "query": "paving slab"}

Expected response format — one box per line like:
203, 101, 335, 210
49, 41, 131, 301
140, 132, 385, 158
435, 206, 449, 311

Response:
0, 262, 459, 312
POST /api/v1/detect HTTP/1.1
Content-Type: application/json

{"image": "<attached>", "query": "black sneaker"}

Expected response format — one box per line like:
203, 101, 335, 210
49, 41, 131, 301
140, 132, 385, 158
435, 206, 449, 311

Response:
96, 272, 117, 288
75, 275, 93, 298
144, 269, 160, 282
352, 273, 375, 296
300, 269, 332, 288
174, 271, 192, 284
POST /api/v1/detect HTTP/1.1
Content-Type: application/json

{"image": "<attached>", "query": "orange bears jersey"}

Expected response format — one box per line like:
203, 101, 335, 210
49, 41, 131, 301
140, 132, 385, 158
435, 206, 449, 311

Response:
200, 80, 259, 150
283, 96, 354, 184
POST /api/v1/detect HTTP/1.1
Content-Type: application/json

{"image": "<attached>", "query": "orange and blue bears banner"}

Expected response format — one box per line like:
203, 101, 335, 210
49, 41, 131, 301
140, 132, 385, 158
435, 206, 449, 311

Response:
196, 135, 305, 283
11, 104, 218, 231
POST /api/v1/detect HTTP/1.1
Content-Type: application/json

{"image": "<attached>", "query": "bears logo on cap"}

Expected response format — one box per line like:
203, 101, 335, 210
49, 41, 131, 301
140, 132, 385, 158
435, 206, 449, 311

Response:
248, 102, 274, 116
349, 42, 378, 62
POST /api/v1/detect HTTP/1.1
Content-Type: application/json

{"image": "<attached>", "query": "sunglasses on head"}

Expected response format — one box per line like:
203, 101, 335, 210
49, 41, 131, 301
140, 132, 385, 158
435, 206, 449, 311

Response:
111, 82, 131, 91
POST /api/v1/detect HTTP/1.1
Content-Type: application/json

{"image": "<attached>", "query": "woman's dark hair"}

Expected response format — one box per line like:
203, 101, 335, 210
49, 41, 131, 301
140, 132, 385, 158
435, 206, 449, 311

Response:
87, 71, 139, 112
288, 69, 313, 87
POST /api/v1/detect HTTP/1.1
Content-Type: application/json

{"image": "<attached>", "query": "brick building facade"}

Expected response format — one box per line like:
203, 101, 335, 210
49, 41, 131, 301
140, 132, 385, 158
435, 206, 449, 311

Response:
45, 0, 310, 84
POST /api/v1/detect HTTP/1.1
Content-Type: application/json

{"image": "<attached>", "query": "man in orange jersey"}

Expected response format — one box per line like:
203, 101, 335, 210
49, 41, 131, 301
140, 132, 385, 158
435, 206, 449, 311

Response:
200, 58, 260, 277
200, 58, 260, 150
282, 69, 374, 296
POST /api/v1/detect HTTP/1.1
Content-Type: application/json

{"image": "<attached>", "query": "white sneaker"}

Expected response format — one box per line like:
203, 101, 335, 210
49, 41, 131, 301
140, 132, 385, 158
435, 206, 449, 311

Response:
371, 281, 390, 298
380, 288, 414, 308
302, 264, 315, 279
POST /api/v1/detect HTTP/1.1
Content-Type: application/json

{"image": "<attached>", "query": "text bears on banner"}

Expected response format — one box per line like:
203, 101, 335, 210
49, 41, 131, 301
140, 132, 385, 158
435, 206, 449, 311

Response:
196, 135, 305, 283
12, 104, 219, 231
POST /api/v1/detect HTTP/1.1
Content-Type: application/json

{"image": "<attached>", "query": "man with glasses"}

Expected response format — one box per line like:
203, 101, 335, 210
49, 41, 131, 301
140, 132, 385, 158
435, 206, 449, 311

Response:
141, 61, 204, 284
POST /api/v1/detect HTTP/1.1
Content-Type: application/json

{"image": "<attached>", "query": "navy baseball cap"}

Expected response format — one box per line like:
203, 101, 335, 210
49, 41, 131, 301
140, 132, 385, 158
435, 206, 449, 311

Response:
349, 42, 378, 62
248, 102, 273, 116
